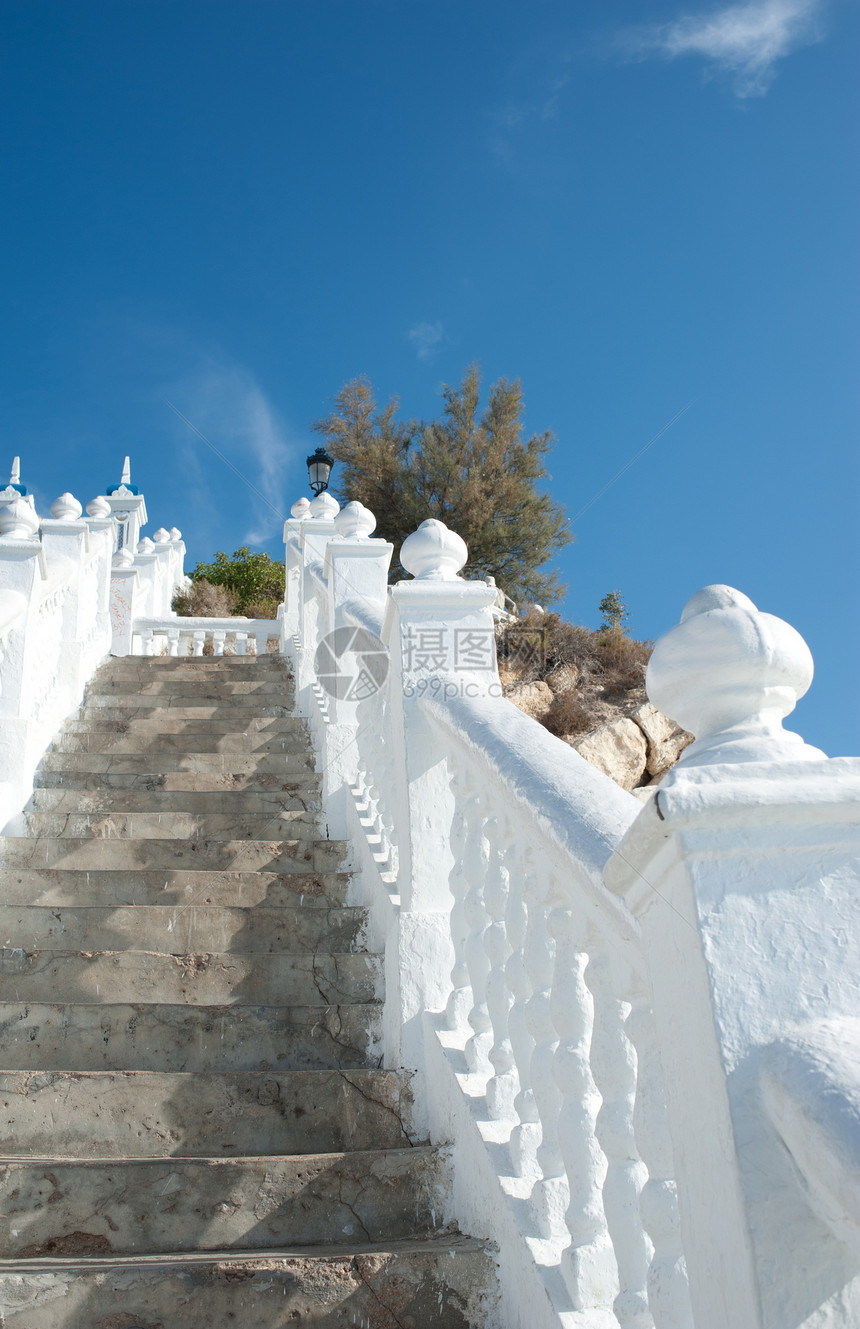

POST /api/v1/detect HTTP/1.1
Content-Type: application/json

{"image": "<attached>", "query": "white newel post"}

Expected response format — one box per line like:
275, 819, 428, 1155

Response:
319, 501, 393, 839
282, 497, 311, 650
109, 548, 139, 656
0, 496, 45, 827
605, 585, 860, 1329
294, 491, 340, 711
381, 519, 498, 1120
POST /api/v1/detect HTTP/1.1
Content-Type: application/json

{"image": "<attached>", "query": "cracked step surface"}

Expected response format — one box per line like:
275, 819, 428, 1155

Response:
0, 949, 382, 1006
0, 837, 347, 873
9, 811, 325, 843
66, 713, 311, 733
30, 786, 322, 815
37, 750, 318, 774
0, 1002, 382, 1072
0, 1069, 414, 1157
0, 1238, 498, 1329
0, 869, 352, 907
33, 768, 322, 793
0, 1146, 453, 1256
49, 730, 310, 753
0, 905, 368, 954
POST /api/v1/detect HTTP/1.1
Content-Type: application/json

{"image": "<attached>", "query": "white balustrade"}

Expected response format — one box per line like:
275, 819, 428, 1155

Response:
2, 455, 855, 1329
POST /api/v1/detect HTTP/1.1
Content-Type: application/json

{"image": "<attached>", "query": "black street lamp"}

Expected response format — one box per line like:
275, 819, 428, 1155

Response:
306, 447, 335, 496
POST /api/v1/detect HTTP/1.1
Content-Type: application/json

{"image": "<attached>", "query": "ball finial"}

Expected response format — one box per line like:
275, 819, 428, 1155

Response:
400, 519, 468, 580
50, 493, 83, 522
309, 491, 340, 520
647, 584, 823, 766
334, 501, 376, 539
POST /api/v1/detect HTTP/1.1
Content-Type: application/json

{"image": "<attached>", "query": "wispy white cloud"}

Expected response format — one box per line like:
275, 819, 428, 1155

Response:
408, 321, 445, 362
624, 0, 824, 97
163, 354, 294, 545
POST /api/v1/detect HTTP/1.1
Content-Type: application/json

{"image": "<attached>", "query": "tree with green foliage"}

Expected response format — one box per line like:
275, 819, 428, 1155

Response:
312, 366, 571, 605
598, 589, 629, 634
182, 547, 285, 618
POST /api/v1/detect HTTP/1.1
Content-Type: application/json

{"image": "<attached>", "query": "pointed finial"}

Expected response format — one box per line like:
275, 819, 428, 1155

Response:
121, 456, 131, 486
10, 457, 20, 485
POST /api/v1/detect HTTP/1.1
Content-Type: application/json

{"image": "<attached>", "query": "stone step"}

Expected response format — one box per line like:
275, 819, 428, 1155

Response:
0, 869, 350, 908
9, 811, 322, 844
0, 1002, 381, 1072
0, 904, 368, 955
0, 836, 346, 874
30, 786, 321, 815
34, 767, 321, 793
86, 679, 294, 698
51, 730, 307, 753
37, 751, 317, 775
0, 1146, 451, 1257
0, 949, 381, 1006
99, 661, 290, 682
68, 710, 306, 731
0, 1238, 497, 1328
0, 1069, 413, 1156
83, 691, 294, 710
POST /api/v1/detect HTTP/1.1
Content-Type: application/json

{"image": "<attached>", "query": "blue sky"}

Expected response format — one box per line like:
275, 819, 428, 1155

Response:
1, 0, 857, 754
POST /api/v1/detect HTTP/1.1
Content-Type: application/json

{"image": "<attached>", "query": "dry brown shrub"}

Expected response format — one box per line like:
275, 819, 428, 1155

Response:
542, 692, 594, 739
172, 579, 237, 618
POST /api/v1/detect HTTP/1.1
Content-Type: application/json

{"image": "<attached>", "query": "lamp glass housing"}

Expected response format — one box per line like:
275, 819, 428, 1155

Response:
306, 447, 334, 496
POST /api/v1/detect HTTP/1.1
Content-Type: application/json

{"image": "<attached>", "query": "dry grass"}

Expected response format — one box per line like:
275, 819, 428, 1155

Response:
497, 611, 651, 740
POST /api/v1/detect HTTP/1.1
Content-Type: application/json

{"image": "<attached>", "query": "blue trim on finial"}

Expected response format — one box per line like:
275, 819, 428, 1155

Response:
106, 483, 140, 495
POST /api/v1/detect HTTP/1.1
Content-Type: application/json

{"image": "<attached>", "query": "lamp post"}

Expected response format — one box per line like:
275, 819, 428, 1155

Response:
306, 447, 335, 496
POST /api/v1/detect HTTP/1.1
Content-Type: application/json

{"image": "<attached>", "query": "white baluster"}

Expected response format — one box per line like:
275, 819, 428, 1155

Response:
627, 990, 694, 1329
255, 628, 269, 656
507, 845, 541, 1178
234, 631, 247, 656
192, 630, 205, 657
550, 910, 617, 1306
463, 801, 493, 1078
140, 629, 154, 657
212, 629, 226, 657
444, 772, 477, 1033
167, 628, 179, 657
484, 822, 517, 1120
584, 948, 652, 1327
526, 872, 567, 1242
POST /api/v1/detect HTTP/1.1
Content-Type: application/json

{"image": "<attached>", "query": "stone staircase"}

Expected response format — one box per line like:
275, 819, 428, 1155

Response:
0, 655, 497, 1327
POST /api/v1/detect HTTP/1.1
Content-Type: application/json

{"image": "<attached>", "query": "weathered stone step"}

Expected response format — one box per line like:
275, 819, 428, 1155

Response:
0, 949, 380, 1006
34, 767, 321, 793
0, 836, 345, 874
99, 662, 289, 682
86, 679, 293, 698
0, 868, 350, 908
10, 811, 321, 843
0, 904, 368, 955
0, 1238, 497, 1328
0, 1002, 381, 1072
0, 1069, 413, 1156
30, 786, 321, 815
0, 1146, 451, 1257
51, 730, 307, 753
68, 710, 306, 730
83, 691, 294, 710
38, 751, 316, 775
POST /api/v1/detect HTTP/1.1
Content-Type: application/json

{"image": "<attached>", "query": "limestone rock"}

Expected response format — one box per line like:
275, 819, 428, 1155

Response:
507, 679, 553, 720
573, 717, 647, 791
630, 701, 694, 776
